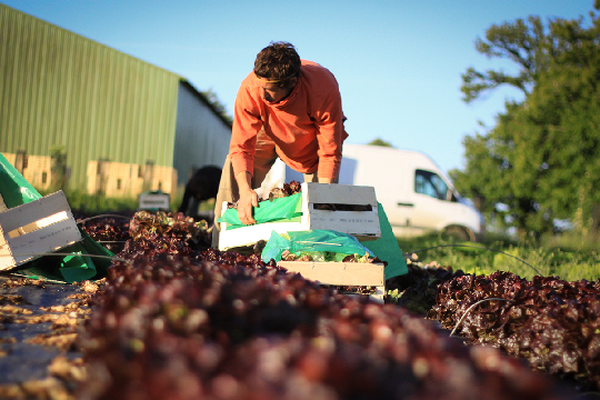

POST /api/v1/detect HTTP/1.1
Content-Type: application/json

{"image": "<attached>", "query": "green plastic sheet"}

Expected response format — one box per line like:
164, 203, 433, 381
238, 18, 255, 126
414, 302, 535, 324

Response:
259, 201, 407, 280
261, 229, 374, 263
217, 193, 303, 229
359, 203, 408, 280
0, 154, 41, 208
0, 153, 113, 283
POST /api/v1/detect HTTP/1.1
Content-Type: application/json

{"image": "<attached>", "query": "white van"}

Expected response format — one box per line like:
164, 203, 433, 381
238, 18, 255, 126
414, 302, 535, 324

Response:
258, 144, 484, 241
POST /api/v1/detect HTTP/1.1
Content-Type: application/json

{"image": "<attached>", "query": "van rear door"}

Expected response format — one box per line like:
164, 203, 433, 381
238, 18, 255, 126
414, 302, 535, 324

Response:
340, 145, 412, 230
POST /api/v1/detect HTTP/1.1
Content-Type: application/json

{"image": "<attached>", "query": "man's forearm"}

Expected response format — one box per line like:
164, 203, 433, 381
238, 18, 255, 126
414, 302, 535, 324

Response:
235, 170, 258, 225
235, 170, 253, 192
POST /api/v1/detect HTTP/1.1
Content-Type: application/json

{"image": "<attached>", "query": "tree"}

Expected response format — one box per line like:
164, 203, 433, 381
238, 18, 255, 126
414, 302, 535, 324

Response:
454, 4, 600, 238
528, 45, 600, 234
461, 16, 545, 103
461, 14, 595, 103
450, 101, 554, 238
367, 138, 394, 147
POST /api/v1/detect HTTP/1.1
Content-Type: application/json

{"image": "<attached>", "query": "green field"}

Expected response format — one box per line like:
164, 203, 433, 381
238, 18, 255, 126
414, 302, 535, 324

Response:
397, 232, 600, 282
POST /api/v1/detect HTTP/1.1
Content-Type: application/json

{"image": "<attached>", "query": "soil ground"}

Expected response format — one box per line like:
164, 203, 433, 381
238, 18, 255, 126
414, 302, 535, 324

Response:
0, 275, 86, 388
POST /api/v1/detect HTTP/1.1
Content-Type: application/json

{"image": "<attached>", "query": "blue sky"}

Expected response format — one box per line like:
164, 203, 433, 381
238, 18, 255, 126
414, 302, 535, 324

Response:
2, 0, 595, 174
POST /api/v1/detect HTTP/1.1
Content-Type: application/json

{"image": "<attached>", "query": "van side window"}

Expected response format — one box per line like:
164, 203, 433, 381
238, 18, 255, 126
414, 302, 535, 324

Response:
415, 169, 450, 201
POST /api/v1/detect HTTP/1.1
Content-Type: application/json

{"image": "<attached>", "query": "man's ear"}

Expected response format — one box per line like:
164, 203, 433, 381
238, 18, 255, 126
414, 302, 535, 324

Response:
287, 77, 298, 88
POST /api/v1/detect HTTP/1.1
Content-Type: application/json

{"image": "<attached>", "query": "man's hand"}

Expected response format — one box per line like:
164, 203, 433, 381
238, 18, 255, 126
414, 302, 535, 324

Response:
238, 187, 258, 225
235, 171, 258, 225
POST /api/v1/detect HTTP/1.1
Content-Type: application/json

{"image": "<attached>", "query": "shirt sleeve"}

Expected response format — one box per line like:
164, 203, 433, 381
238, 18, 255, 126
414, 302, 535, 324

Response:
230, 77, 263, 177
312, 75, 347, 181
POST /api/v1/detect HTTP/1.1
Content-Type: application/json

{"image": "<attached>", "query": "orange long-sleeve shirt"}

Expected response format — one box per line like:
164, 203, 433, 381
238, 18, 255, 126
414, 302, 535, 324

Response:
229, 60, 348, 181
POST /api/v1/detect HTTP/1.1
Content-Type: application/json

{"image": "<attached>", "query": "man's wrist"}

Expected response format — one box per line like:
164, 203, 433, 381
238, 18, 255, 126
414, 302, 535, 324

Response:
235, 171, 253, 191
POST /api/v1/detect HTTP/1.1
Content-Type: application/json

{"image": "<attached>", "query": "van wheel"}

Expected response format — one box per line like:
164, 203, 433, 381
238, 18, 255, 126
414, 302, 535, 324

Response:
440, 226, 471, 242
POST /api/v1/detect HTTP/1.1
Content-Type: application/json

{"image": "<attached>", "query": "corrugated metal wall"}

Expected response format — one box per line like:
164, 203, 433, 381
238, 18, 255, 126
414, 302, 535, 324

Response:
0, 4, 181, 192
173, 82, 231, 185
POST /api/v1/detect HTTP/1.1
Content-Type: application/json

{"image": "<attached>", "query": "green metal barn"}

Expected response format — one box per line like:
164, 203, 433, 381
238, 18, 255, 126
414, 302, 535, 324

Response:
0, 4, 232, 198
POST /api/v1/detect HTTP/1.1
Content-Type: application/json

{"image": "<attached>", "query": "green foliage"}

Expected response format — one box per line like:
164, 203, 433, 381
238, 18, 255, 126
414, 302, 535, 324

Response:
461, 14, 594, 103
367, 138, 394, 147
60, 189, 142, 213
461, 16, 546, 103
456, 6, 600, 238
49, 145, 66, 163
50, 145, 67, 191
398, 233, 600, 282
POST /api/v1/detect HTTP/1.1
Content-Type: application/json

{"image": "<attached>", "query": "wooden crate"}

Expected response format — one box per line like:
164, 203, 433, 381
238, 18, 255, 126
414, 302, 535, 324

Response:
219, 182, 380, 250
0, 191, 82, 271
278, 260, 385, 301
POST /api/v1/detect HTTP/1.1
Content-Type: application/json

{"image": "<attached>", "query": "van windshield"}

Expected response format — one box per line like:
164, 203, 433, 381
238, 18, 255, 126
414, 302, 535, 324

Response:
415, 169, 452, 201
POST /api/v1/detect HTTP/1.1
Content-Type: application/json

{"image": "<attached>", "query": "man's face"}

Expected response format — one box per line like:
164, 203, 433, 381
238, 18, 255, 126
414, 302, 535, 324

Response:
259, 78, 297, 104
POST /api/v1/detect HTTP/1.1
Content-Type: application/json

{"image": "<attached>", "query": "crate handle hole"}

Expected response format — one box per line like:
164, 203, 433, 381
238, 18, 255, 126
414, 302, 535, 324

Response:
312, 203, 373, 212
8, 211, 69, 239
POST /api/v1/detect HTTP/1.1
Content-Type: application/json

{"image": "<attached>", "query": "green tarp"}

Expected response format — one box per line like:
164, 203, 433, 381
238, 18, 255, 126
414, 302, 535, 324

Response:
360, 203, 408, 280
261, 229, 375, 263
218, 193, 303, 229
0, 153, 113, 283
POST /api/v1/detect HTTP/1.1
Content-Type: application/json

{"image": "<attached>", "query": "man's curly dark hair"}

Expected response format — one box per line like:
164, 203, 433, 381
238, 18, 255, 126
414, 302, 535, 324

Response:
254, 41, 301, 88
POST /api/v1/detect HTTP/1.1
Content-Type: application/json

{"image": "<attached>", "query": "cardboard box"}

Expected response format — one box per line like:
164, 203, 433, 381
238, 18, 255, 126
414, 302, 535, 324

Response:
219, 182, 381, 250
278, 260, 385, 301
0, 191, 82, 271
